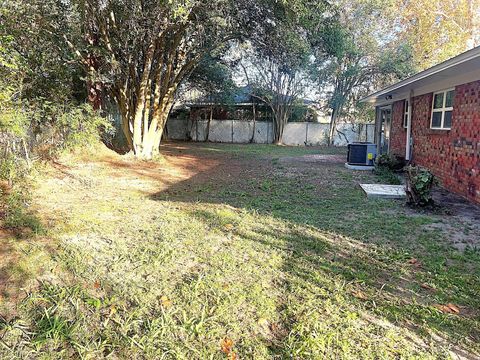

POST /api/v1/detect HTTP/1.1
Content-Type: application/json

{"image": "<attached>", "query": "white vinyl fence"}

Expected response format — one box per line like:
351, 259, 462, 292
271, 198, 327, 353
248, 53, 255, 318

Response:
166, 119, 375, 146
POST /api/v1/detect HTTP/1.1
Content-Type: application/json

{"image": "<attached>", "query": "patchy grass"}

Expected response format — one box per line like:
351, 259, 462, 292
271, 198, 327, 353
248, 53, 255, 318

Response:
0, 143, 479, 359
373, 167, 402, 185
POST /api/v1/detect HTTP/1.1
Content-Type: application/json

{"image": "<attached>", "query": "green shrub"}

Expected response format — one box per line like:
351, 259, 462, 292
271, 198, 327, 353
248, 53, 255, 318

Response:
0, 154, 29, 184
56, 103, 114, 151
375, 153, 402, 170
405, 165, 437, 206
3, 190, 43, 233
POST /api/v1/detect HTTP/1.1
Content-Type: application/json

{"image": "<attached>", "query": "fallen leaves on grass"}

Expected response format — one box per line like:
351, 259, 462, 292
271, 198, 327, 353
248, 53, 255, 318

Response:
223, 223, 234, 231
407, 258, 422, 269
420, 283, 435, 291
93, 281, 101, 289
433, 303, 460, 314
221, 337, 234, 354
257, 317, 272, 336
160, 295, 172, 308
352, 290, 368, 300
228, 352, 238, 360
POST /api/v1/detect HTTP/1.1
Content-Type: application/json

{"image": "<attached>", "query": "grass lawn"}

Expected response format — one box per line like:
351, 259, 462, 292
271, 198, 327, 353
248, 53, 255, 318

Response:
1, 142, 479, 359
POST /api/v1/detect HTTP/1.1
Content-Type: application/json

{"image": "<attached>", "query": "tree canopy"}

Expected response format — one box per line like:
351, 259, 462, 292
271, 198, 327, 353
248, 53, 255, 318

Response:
0, 0, 478, 157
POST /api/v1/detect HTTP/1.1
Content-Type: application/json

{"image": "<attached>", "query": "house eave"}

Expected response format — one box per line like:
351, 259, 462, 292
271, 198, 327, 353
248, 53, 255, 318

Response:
360, 46, 480, 105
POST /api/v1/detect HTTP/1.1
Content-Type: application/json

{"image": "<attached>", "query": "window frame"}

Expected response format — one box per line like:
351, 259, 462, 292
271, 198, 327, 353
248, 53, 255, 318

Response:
430, 88, 454, 130
403, 100, 409, 129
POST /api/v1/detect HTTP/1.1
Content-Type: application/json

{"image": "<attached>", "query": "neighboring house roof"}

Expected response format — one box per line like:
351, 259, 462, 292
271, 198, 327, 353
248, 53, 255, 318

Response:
361, 46, 480, 106
186, 85, 315, 107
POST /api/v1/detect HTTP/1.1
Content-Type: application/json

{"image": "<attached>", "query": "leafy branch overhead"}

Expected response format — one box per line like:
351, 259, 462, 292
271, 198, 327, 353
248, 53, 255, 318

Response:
0, 0, 478, 158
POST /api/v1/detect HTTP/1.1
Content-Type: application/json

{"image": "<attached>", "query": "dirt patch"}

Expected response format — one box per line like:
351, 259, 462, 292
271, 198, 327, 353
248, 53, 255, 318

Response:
0, 230, 24, 317
417, 188, 480, 252
280, 154, 346, 164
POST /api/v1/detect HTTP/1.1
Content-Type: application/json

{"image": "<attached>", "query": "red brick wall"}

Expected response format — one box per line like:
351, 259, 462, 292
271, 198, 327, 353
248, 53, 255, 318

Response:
407, 80, 480, 203
389, 100, 407, 158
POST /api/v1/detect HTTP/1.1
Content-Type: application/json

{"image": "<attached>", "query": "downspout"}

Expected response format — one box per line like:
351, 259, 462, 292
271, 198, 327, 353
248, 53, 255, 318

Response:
405, 90, 413, 161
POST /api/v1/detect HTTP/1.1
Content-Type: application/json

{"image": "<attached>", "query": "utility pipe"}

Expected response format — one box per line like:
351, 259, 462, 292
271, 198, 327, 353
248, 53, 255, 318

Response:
406, 90, 413, 161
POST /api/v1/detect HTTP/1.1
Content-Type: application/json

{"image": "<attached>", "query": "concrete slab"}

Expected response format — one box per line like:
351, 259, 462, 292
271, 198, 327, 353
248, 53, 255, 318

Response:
345, 163, 375, 171
360, 184, 406, 199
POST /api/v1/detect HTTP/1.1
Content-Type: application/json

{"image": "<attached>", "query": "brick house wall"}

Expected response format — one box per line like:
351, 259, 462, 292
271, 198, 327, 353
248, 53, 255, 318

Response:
388, 80, 480, 203
389, 100, 407, 158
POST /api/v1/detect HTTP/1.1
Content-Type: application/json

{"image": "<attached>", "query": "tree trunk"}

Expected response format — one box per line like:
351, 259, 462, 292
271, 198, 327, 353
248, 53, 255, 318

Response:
250, 102, 256, 143
206, 105, 213, 142
273, 106, 287, 145
132, 42, 156, 155
117, 95, 172, 160
87, 80, 103, 110
328, 107, 339, 146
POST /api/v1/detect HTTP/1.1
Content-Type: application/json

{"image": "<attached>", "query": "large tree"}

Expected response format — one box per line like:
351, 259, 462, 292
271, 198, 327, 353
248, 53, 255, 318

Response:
68, 0, 272, 159
314, 0, 414, 144
398, 0, 480, 70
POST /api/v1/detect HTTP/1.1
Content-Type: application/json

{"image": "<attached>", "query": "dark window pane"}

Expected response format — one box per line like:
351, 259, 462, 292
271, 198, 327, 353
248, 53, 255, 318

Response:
445, 90, 454, 108
444, 111, 452, 128
433, 93, 444, 109
432, 111, 442, 128
404, 114, 408, 127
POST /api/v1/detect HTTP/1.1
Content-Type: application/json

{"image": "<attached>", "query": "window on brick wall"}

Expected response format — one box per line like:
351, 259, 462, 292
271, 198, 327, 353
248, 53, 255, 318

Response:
431, 89, 454, 129
403, 100, 409, 128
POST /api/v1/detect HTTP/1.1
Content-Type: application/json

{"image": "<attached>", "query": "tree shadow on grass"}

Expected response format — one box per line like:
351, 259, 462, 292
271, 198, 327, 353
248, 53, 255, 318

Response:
147, 145, 480, 357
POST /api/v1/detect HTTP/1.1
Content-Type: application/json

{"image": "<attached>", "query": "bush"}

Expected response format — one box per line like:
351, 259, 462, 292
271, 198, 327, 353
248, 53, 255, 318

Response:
3, 191, 43, 233
375, 153, 405, 171
0, 154, 29, 185
374, 154, 402, 184
405, 165, 437, 207
28, 102, 114, 157
55, 103, 114, 151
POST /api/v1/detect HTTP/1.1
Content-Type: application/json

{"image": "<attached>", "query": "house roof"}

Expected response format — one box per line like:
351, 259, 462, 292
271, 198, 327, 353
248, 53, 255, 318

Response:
361, 46, 480, 105
187, 85, 315, 107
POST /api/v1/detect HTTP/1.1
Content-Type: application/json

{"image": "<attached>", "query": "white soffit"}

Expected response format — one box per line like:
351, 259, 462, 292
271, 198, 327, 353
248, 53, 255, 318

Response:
361, 47, 480, 105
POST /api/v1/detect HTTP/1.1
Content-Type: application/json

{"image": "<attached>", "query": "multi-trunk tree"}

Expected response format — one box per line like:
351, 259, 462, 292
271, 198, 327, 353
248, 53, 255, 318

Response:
239, 51, 309, 144
237, 0, 330, 144
69, 0, 272, 159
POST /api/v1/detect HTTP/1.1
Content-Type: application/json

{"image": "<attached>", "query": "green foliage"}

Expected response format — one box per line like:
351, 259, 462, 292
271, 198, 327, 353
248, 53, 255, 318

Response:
313, 0, 415, 129
398, 0, 480, 70
187, 55, 237, 104
55, 104, 113, 151
3, 190, 43, 233
405, 165, 437, 207
0, 154, 29, 184
374, 153, 404, 184
375, 153, 401, 170
289, 104, 316, 122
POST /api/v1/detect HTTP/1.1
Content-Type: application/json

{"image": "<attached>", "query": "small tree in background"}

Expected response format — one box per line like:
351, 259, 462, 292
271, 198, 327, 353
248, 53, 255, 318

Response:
313, 0, 414, 145
236, 0, 331, 144
185, 55, 237, 141
239, 48, 310, 144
